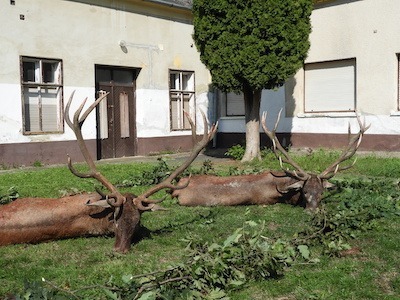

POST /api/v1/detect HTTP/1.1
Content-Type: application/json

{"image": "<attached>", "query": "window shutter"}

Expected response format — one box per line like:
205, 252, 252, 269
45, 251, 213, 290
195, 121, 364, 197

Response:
171, 92, 179, 129
41, 88, 59, 132
305, 59, 356, 112
226, 92, 245, 116
24, 87, 40, 132
183, 93, 192, 129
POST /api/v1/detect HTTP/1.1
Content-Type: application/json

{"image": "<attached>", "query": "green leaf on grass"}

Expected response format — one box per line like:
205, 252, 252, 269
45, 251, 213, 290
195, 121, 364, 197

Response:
297, 245, 310, 260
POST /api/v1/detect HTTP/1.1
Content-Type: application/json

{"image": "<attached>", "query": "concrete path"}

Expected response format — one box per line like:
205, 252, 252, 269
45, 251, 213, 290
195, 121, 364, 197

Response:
97, 148, 235, 167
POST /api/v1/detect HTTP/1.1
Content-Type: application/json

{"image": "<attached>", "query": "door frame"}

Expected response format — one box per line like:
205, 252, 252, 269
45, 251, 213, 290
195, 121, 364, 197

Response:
95, 65, 140, 159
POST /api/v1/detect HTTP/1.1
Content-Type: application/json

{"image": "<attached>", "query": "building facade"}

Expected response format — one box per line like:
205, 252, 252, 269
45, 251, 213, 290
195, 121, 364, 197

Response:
0, 0, 213, 166
2, 0, 400, 167
217, 0, 400, 151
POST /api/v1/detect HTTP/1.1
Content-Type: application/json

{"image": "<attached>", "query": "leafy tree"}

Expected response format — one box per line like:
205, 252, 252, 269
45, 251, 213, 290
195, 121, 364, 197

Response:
192, 0, 313, 161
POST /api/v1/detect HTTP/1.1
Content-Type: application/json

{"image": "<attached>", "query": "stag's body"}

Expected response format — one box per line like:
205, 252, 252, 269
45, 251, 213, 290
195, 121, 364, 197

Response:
0, 193, 140, 251
172, 172, 304, 207
0, 92, 217, 253
173, 110, 369, 210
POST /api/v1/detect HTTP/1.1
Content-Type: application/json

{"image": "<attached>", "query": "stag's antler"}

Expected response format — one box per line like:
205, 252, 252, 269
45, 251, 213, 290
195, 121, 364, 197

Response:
65, 91, 218, 211
262, 109, 370, 181
65, 91, 126, 208
134, 110, 218, 210
318, 114, 370, 179
261, 109, 310, 181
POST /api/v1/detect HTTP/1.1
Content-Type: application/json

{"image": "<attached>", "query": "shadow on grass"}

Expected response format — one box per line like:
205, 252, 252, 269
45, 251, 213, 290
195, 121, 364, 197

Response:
132, 208, 216, 244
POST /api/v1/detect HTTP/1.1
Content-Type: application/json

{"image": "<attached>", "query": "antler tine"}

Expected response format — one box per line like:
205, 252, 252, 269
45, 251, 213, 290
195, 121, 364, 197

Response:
185, 110, 197, 146
134, 110, 218, 210
319, 113, 370, 179
79, 93, 108, 124
65, 91, 108, 131
65, 91, 76, 130
65, 91, 125, 207
261, 109, 309, 180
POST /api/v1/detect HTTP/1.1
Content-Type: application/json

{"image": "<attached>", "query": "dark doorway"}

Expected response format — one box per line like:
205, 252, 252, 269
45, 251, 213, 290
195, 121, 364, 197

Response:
95, 66, 140, 159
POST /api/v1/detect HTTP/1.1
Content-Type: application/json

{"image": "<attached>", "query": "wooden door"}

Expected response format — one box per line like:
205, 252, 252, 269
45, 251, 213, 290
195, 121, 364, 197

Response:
97, 83, 136, 159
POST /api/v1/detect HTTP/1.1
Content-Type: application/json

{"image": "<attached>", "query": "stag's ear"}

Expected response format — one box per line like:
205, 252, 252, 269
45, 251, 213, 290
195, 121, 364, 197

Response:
323, 180, 335, 190
86, 199, 112, 208
282, 181, 303, 192
150, 204, 168, 211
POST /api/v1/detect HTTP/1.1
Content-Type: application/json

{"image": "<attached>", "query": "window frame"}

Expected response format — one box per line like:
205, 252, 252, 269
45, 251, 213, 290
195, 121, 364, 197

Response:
304, 58, 356, 114
20, 56, 64, 135
397, 54, 400, 111
225, 92, 245, 117
169, 69, 195, 131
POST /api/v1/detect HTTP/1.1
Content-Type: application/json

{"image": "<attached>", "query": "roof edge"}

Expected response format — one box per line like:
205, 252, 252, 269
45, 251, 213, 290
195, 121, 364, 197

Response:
142, 0, 192, 10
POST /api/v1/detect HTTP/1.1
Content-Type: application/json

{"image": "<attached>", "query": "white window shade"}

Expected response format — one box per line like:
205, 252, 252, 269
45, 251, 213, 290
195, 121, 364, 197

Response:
98, 90, 109, 139
41, 87, 60, 132
119, 92, 130, 138
305, 59, 356, 112
24, 87, 40, 132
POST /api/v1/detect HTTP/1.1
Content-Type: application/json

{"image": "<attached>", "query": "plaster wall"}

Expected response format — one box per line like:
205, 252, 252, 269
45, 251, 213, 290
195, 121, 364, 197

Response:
302, 0, 400, 116
218, 0, 400, 143
0, 0, 211, 145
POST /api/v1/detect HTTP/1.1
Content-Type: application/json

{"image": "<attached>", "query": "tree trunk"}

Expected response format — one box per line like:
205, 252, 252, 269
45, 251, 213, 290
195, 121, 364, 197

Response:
241, 87, 261, 162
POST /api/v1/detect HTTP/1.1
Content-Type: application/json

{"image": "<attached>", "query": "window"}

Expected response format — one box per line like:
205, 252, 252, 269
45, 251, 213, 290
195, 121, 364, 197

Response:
169, 70, 195, 130
226, 92, 245, 116
304, 58, 356, 113
397, 54, 400, 111
20, 56, 63, 134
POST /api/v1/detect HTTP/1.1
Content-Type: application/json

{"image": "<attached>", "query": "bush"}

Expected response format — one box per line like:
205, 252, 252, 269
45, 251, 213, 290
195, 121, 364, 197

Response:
225, 145, 245, 160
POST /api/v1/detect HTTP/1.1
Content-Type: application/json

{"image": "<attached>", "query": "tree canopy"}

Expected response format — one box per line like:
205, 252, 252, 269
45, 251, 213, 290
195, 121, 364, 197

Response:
192, 0, 313, 93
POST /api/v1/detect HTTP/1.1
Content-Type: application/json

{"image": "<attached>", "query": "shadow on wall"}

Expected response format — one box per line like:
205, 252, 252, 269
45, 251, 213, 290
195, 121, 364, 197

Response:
202, 80, 297, 156
259, 77, 296, 152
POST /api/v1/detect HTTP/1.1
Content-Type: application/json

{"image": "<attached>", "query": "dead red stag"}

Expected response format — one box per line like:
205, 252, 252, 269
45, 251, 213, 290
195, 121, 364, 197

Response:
0, 92, 217, 253
171, 110, 369, 209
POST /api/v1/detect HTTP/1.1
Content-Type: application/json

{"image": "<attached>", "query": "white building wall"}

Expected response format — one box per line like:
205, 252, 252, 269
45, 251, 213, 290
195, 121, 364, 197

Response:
292, 0, 400, 136
218, 0, 400, 138
135, 89, 209, 137
302, 0, 400, 116
0, 0, 211, 145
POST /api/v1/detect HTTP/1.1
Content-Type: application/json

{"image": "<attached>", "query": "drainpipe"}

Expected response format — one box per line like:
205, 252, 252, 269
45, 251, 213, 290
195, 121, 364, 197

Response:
119, 40, 160, 88
212, 87, 218, 148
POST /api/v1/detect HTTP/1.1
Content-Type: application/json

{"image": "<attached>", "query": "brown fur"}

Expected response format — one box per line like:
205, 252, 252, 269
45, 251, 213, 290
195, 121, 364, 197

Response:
172, 172, 301, 206
0, 193, 140, 253
171, 172, 332, 209
0, 93, 216, 254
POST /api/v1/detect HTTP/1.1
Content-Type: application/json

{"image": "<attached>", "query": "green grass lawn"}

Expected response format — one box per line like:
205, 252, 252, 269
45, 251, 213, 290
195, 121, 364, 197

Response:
0, 152, 399, 299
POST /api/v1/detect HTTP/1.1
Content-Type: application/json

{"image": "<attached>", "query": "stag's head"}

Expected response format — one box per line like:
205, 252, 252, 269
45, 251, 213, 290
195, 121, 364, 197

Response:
65, 91, 217, 252
277, 173, 335, 210
262, 109, 370, 210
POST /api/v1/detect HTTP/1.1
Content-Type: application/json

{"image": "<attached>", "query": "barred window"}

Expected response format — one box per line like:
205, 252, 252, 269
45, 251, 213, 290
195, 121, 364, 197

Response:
169, 70, 195, 130
21, 56, 63, 134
